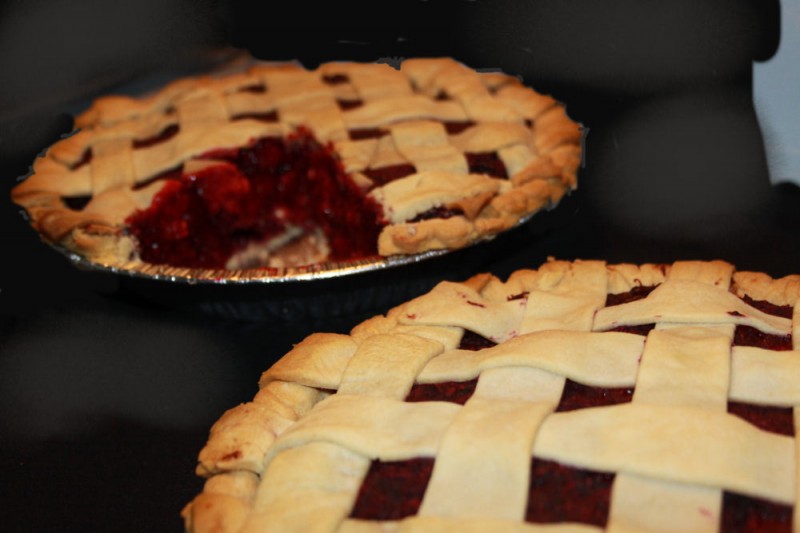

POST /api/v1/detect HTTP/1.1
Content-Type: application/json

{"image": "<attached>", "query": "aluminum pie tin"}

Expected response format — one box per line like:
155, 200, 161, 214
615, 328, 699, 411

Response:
46, 212, 556, 322
55, 240, 489, 322
60, 247, 453, 285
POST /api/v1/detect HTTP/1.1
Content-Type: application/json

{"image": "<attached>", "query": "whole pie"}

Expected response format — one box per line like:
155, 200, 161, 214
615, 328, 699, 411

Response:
11, 57, 581, 272
182, 258, 800, 532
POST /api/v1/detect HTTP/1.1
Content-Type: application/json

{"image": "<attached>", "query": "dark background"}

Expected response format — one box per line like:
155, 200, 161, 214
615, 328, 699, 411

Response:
1, 1, 798, 531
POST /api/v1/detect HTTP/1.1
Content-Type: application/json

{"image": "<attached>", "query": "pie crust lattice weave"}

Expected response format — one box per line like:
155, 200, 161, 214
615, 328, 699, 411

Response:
11, 57, 581, 274
183, 259, 800, 532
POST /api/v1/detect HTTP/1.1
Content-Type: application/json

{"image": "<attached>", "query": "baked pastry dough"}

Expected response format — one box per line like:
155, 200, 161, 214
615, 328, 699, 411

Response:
11, 57, 581, 272
183, 259, 800, 532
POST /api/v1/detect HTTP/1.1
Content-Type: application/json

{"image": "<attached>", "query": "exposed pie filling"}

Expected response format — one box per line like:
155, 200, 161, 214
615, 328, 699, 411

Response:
350, 458, 435, 521
120, 128, 511, 269
405, 379, 478, 405
125, 128, 386, 269
361, 164, 416, 186
348, 288, 795, 529
722, 492, 794, 532
457, 329, 498, 351
526, 459, 615, 527
556, 379, 634, 413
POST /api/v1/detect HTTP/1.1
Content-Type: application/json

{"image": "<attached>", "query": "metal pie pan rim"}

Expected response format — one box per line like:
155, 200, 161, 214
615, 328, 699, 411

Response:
60, 247, 453, 285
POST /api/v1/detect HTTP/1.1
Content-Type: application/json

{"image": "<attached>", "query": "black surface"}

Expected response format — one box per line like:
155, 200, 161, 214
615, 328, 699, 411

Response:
2, 1, 798, 532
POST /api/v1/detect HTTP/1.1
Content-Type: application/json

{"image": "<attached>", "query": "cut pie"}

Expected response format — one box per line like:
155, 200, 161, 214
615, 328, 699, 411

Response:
11, 57, 581, 272
182, 258, 800, 532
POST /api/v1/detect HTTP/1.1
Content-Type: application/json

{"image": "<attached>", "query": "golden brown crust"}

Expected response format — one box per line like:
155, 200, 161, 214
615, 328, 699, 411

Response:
12, 57, 580, 270
376, 216, 479, 255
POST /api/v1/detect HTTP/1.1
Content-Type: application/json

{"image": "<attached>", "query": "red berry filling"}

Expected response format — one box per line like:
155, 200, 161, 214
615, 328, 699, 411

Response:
125, 128, 386, 269
605, 286, 659, 335
444, 120, 476, 135
70, 148, 93, 170
237, 84, 266, 94
733, 295, 793, 350
734, 326, 793, 351
231, 110, 279, 122
362, 164, 417, 186
458, 330, 498, 351
465, 152, 508, 178
349, 458, 435, 521
605, 285, 658, 306
721, 492, 792, 533
610, 323, 657, 336
132, 124, 180, 149
409, 206, 464, 222
727, 402, 794, 437
556, 379, 634, 413
405, 379, 477, 405
526, 458, 614, 527
348, 127, 386, 140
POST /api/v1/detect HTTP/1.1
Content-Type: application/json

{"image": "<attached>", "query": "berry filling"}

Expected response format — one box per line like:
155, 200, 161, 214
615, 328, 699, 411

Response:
125, 128, 386, 269
362, 164, 417, 186
70, 148, 93, 170
465, 152, 508, 178
526, 459, 614, 527
444, 120, 476, 135
338, 99, 363, 111
348, 127, 385, 140
610, 323, 656, 336
605, 285, 659, 335
132, 124, 180, 149
727, 402, 794, 437
405, 379, 477, 405
605, 285, 658, 306
409, 206, 464, 223
556, 379, 634, 413
458, 330, 498, 351
231, 110, 279, 122
350, 458, 435, 521
721, 492, 792, 533
734, 325, 793, 350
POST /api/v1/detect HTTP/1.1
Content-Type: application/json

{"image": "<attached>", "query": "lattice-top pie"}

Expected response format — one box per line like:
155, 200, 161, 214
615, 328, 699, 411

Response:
182, 258, 800, 532
11, 57, 580, 271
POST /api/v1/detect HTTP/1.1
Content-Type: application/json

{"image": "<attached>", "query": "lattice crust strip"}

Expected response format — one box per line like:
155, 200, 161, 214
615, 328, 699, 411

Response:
11, 57, 582, 267
183, 259, 800, 532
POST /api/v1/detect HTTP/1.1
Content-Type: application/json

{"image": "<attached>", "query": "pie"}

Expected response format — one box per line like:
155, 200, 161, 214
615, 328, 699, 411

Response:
11, 57, 581, 272
182, 258, 800, 532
